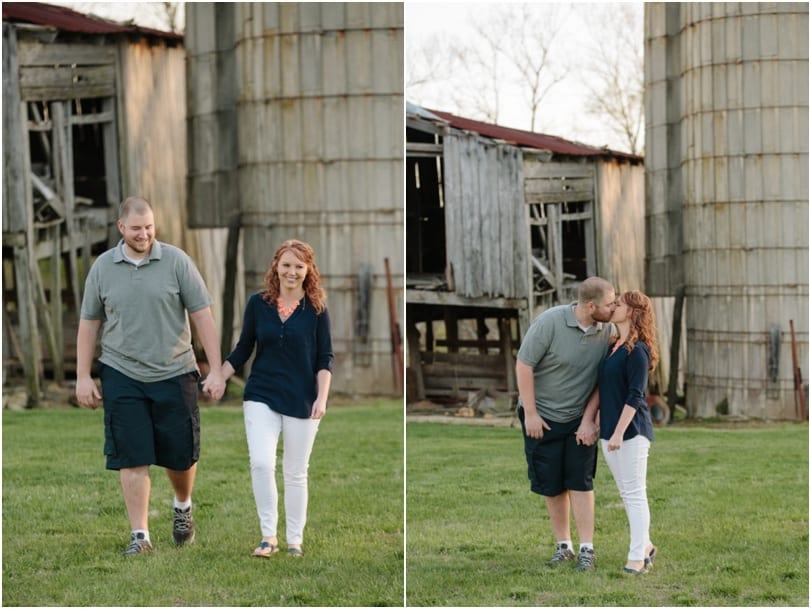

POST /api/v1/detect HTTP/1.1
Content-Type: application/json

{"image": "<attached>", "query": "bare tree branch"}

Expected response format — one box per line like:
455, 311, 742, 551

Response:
577, 3, 644, 154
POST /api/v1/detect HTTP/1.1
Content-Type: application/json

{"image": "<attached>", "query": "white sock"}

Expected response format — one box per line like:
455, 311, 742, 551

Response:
132, 529, 150, 542
580, 543, 594, 553
557, 540, 573, 551
173, 497, 192, 511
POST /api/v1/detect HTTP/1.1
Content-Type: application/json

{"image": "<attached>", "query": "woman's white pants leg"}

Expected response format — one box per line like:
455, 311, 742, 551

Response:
243, 401, 320, 545
601, 435, 651, 562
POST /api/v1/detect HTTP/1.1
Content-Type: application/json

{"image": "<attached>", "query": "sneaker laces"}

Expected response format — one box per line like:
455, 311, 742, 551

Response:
174, 507, 193, 533
125, 533, 149, 554
578, 548, 595, 567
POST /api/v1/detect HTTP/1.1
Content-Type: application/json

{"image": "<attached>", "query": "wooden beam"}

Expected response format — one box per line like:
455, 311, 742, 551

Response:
31, 249, 62, 383
406, 142, 443, 157
70, 110, 114, 126
51, 101, 81, 314
405, 289, 525, 310
49, 223, 64, 382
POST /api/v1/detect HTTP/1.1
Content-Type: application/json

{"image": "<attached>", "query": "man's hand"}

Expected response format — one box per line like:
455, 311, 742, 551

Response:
201, 370, 226, 401
75, 376, 102, 409
576, 419, 599, 446
523, 411, 550, 440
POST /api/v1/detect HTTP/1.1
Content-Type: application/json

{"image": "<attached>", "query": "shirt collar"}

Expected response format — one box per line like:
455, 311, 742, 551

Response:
113, 239, 162, 264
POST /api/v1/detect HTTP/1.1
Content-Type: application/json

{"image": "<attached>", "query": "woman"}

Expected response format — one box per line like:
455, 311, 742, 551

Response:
598, 290, 658, 574
221, 239, 333, 557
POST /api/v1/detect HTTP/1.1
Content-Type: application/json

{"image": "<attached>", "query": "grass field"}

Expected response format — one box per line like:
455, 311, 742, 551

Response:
406, 420, 809, 607
2, 399, 404, 607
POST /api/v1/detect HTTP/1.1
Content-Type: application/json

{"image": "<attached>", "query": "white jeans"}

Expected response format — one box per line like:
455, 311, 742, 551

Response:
243, 400, 320, 544
600, 435, 651, 561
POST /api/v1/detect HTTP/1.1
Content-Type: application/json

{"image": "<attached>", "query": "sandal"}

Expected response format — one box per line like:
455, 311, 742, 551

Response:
644, 546, 657, 568
287, 546, 303, 557
622, 566, 647, 575
252, 541, 279, 558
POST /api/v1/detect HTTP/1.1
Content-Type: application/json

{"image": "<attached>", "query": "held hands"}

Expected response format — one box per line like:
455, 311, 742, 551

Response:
201, 371, 226, 401
311, 397, 327, 420
523, 411, 550, 439
575, 419, 599, 446
75, 376, 102, 409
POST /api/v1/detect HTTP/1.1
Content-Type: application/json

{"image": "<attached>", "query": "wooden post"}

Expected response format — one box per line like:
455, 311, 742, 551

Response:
31, 252, 62, 383
500, 317, 516, 395
406, 321, 425, 401
384, 258, 403, 394
4, 25, 40, 405
547, 204, 563, 303
48, 224, 64, 382
667, 285, 685, 420
52, 101, 81, 314
790, 319, 806, 421
220, 212, 241, 362
12, 244, 41, 406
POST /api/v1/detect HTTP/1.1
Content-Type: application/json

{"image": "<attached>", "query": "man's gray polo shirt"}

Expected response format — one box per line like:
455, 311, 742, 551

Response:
80, 240, 212, 382
517, 303, 613, 423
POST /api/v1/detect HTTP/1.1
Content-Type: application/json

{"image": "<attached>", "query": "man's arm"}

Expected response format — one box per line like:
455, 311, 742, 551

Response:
75, 319, 102, 409
189, 307, 226, 400
516, 359, 550, 439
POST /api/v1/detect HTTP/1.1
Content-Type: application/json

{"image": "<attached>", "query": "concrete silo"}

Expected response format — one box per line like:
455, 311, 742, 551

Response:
645, 3, 808, 419
185, 3, 404, 395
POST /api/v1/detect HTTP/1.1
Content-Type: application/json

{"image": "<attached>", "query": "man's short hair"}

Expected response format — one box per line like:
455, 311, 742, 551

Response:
119, 196, 153, 220
578, 276, 614, 305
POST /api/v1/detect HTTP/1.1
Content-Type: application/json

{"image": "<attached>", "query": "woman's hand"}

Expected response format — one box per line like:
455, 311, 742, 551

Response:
576, 419, 599, 446
607, 432, 623, 451
311, 397, 327, 419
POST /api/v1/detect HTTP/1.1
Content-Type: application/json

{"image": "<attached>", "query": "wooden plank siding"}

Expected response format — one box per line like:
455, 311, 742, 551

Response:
443, 133, 528, 300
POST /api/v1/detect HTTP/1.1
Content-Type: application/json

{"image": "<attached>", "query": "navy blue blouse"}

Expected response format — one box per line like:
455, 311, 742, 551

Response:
226, 292, 334, 419
598, 340, 654, 442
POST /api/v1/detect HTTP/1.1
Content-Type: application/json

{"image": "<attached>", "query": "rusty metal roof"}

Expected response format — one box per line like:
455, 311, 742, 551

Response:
2, 2, 182, 41
421, 106, 641, 162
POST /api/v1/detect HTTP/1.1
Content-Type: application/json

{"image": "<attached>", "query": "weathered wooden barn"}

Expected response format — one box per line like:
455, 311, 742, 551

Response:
405, 103, 647, 405
184, 3, 404, 396
2, 3, 200, 406
3, 2, 405, 405
645, 2, 808, 420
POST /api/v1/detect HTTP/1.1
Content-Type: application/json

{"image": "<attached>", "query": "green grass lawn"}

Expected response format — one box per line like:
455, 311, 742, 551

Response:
2, 400, 404, 607
406, 421, 809, 607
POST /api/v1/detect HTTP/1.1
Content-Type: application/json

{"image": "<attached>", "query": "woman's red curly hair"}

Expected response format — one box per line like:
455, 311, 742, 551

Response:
620, 290, 659, 372
262, 239, 326, 314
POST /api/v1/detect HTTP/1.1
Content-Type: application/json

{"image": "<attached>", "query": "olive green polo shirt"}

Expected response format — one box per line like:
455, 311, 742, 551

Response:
517, 303, 613, 423
80, 240, 213, 382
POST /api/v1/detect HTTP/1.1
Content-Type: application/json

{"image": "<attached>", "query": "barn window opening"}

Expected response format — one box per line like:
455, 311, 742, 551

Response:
406, 126, 446, 277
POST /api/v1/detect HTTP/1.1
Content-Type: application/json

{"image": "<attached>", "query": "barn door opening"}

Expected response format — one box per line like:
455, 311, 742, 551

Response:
406, 124, 446, 287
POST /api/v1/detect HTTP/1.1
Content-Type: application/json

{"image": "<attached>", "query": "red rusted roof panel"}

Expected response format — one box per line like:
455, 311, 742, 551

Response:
428, 108, 640, 161
2, 2, 182, 41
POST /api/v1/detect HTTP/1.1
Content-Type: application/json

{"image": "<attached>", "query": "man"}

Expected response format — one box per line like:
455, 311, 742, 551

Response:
516, 276, 617, 572
75, 196, 226, 556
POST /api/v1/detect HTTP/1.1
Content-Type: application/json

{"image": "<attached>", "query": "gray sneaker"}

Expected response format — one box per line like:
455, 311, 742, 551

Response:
577, 548, 596, 572
123, 532, 153, 556
547, 544, 575, 566
172, 506, 195, 545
